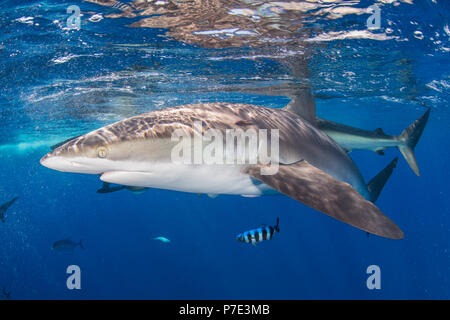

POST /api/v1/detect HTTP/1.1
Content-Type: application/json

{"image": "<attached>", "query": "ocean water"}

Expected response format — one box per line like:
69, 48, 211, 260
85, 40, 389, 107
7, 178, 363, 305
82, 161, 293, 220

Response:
0, 0, 449, 300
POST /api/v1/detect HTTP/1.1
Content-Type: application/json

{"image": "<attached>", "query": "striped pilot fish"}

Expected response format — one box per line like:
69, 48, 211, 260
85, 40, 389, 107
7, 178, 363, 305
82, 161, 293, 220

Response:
237, 218, 280, 245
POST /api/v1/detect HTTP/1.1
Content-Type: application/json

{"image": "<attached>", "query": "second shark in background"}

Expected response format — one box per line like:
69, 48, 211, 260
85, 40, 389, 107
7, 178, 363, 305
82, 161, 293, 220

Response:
284, 91, 430, 176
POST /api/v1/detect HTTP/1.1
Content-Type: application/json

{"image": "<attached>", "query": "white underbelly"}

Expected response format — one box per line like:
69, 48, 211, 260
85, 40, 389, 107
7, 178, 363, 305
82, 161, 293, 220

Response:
100, 163, 275, 196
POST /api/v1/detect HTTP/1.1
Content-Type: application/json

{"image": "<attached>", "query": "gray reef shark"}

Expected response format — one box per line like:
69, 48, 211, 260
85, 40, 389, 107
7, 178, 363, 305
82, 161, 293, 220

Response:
41, 103, 404, 239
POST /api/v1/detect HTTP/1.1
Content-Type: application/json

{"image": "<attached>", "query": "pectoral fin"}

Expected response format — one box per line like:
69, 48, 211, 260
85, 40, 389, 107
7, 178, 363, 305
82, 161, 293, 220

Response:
97, 182, 126, 194
100, 171, 153, 188
245, 161, 404, 240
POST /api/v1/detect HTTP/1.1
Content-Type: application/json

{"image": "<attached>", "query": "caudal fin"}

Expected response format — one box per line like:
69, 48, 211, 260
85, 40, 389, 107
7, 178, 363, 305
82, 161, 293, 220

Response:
79, 240, 85, 250
398, 109, 430, 176
368, 158, 398, 203
275, 217, 280, 232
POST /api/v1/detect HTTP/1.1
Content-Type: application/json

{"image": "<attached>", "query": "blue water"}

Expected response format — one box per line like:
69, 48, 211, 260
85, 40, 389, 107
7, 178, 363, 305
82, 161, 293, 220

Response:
0, 0, 449, 299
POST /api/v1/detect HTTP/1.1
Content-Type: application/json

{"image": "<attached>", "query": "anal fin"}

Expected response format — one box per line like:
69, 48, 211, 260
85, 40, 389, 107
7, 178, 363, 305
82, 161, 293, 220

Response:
245, 161, 404, 240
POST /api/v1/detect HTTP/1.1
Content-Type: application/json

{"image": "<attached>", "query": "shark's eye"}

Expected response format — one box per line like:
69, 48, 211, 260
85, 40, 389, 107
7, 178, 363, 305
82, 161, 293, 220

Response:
97, 146, 108, 158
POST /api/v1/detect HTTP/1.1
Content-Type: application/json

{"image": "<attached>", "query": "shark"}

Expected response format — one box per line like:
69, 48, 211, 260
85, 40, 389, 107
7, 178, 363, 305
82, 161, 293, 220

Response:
316, 110, 430, 176
0, 197, 18, 223
41, 102, 404, 239
240, 84, 430, 176
316, 111, 429, 176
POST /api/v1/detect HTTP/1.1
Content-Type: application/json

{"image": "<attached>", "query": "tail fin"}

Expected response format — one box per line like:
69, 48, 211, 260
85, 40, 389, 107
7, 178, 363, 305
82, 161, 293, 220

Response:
79, 240, 85, 250
398, 109, 430, 176
368, 157, 398, 203
275, 217, 280, 232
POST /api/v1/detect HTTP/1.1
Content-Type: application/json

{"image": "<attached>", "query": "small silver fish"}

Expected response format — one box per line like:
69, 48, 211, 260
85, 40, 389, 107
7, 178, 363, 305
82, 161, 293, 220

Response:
153, 236, 170, 243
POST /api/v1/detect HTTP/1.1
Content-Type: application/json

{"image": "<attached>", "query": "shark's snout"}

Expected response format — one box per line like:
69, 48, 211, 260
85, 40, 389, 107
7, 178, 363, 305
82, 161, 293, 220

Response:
40, 152, 56, 169
40, 152, 73, 172
40, 151, 104, 174
39, 153, 49, 166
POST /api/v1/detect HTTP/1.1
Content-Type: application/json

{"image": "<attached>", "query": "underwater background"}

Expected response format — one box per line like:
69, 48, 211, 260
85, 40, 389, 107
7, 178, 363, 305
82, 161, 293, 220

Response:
0, 0, 449, 299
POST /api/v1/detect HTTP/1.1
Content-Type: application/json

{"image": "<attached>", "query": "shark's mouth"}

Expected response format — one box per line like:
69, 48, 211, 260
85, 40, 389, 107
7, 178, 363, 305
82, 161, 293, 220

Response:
40, 156, 106, 174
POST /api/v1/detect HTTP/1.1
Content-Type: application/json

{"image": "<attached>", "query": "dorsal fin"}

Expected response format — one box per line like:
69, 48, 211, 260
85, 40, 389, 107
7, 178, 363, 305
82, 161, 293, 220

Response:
375, 128, 386, 135
282, 88, 317, 125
